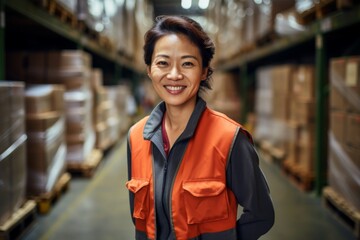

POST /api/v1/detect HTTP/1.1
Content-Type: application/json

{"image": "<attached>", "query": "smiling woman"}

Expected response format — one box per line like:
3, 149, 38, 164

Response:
126, 15, 274, 240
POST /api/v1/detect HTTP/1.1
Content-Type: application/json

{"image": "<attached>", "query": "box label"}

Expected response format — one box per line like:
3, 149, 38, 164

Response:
346, 62, 358, 87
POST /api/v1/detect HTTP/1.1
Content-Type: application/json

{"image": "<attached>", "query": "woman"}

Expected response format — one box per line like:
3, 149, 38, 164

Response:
126, 15, 274, 240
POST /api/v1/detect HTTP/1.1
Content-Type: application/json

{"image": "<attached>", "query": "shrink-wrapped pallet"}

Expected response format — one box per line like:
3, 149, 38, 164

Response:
328, 57, 360, 211
25, 85, 67, 195
0, 82, 26, 225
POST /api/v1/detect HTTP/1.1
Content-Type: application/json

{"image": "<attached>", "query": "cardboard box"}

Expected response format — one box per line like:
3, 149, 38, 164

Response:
26, 85, 65, 114
27, 52, 48, 83
26, 112, 62, 132
293, 65, 315, 100
48, 50, 92, 71
330, 57, 360, 113
0, 151, 11, 225
298, 141, 315, 173
27, 132, 64, 170
10, 140, 27, 212
328, 148, 360, 211
330, 111, 346, 145
345, 113, 360, 148
345, 145, 360, 167
272, 94, 290, 120
272, 65, 295, 93
330, 85, 348, 111
91, 68, 104, 90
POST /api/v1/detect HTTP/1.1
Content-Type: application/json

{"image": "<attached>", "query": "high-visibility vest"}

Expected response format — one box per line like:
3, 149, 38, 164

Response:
127, 108, 250, 239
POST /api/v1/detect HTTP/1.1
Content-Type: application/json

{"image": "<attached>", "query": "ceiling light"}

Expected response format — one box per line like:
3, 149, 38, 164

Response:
198, 0, 209, 9
181, 0, 192, 9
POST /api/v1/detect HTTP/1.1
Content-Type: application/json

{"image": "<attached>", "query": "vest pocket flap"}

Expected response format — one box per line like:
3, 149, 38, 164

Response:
126, 179, 150, 193
183, 180, 226, 197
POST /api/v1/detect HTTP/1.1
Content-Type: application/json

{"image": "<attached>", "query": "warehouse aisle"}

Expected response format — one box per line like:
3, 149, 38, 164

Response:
22, 138, 356, 240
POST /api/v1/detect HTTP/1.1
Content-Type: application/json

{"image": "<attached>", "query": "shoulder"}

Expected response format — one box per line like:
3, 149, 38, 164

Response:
204, 108, 240, 127
204, 108, 253, 144
129, 116, 149, 137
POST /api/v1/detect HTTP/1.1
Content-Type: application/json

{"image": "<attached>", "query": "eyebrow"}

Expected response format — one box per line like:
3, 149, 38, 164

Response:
154, 54, 199, 61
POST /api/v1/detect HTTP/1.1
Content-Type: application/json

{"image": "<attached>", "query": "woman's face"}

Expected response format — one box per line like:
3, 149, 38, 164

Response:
148, 33, 207, 109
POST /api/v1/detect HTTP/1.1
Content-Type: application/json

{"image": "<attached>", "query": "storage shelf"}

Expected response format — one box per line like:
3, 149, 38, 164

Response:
5, 0, 140, 73
218, 4, 360, 71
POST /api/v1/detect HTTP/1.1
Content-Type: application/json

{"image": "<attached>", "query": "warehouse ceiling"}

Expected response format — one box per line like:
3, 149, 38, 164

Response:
152, 0, 207, 17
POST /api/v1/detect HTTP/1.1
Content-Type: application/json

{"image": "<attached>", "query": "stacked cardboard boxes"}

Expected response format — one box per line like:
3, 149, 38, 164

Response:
0, 82, 27, 225
107, 84, 135, 137
91, 69, 120, 150
202, 71, 242, 122
270, 64, 296, 151
288, 66, 316, 174
254, 66, 274, 142
328, 56, 360, 211
25, 85, 67, 195
7, 50, 97, 164
255, 64, 317, 183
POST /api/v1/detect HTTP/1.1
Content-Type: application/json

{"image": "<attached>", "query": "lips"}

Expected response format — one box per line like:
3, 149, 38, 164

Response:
165, 85, 186, 94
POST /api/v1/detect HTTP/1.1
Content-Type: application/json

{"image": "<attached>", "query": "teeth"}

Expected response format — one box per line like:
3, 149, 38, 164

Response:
166, 86, 184, 91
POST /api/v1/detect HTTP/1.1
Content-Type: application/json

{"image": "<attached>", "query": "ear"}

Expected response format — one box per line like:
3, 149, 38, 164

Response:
201, 67, 208, 80
147, 66, 152, 79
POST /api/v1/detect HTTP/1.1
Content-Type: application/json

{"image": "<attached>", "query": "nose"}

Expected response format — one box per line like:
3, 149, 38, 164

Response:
166, 65, 183, 80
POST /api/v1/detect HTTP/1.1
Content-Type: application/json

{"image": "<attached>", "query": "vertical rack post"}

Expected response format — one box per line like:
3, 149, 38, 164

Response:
0, 0, 5, 80
314, 33, 328, 196
114, 63, 122, 85
240, 63, 249, 124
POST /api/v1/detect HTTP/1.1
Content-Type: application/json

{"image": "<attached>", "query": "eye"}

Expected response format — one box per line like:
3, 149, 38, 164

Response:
182, 61, 195, 67
156, 60, 168, 67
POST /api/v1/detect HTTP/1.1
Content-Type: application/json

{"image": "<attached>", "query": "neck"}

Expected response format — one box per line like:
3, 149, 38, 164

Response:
164, 98, 196, 146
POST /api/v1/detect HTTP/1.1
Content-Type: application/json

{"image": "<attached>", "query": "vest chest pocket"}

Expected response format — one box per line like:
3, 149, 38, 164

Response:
182, 180, 229, 224
126, 178, 150, 220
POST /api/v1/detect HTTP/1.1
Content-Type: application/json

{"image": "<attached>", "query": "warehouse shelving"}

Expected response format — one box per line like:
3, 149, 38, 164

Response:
217, 4, 360, 195
0, 0, 143, 84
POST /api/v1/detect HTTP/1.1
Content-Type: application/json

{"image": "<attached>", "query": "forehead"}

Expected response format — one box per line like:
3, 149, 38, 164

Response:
153, 33, 200, 55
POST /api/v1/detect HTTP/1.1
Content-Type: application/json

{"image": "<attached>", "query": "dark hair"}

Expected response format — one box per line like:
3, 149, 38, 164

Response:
143, 15, 215, 91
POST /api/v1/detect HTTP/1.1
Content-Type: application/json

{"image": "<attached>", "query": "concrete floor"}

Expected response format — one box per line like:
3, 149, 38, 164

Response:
22, 138, 356, 240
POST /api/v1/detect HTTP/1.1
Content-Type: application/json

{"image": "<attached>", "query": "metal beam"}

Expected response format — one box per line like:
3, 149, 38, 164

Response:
0, 0, 5, 80
314, 32, 328, 196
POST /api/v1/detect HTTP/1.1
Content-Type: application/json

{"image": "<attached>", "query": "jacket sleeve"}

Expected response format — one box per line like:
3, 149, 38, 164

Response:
226, 129, 275, 240
127, 130, 135, 225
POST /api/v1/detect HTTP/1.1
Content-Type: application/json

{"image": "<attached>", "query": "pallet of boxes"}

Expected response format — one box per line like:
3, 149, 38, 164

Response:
254, 64, 316, 191
0, 82, 37, 240
324, 56, 360, 238
283, 65, 316, 191
7, 50, 103, 178
46, 51, 103, 177
25, 84, 70, 214
91, 69, 120, 152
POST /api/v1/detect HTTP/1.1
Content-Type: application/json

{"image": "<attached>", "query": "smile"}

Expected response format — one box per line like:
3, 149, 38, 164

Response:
165, 85, 186, 94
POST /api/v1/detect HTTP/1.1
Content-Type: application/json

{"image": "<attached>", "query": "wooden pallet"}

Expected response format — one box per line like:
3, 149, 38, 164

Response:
33, 0, 78, 28
48, 0, 78, 28
78, 21, 100, 43
0, 200, 37, 240
67, 149, 103, 178
297, 0, 353, 25
323, 186, 360, 239
282, 160, 314, 191
31, 172, 71, 214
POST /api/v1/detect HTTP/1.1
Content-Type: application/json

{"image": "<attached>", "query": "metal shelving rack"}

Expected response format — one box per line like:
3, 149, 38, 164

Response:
0, 0, 142, 83
218, 4, 360, 195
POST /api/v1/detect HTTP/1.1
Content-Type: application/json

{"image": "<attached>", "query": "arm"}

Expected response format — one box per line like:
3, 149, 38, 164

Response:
127, 130, 135, 224
226, 129, 275, 240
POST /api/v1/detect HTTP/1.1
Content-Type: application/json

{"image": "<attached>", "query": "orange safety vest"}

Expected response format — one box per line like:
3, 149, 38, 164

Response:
127, 108, 249, 239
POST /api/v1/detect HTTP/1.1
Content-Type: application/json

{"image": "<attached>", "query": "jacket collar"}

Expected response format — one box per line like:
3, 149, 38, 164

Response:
143, 97, 207, 141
